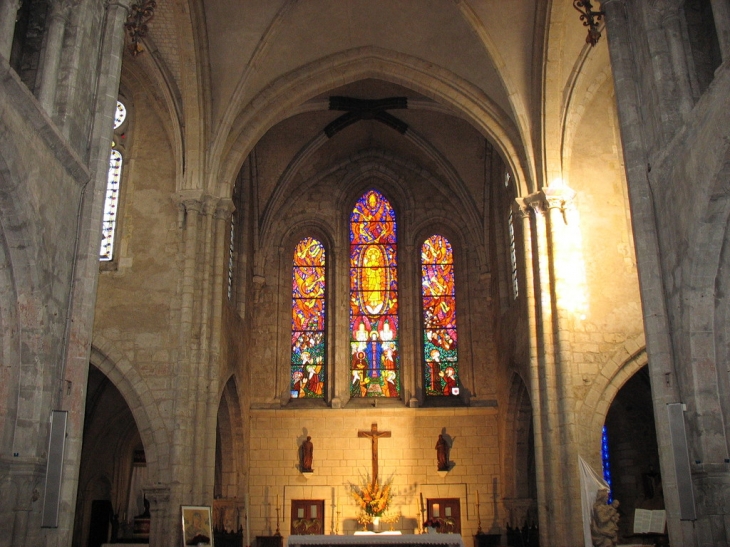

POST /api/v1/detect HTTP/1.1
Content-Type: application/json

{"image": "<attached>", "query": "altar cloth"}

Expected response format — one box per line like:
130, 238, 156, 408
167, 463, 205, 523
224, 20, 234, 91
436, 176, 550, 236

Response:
288, 533, 465, 547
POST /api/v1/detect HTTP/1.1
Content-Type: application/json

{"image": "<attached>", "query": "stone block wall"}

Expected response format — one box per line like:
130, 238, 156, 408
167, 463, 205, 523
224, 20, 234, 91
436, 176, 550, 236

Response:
246, 407, 500, 538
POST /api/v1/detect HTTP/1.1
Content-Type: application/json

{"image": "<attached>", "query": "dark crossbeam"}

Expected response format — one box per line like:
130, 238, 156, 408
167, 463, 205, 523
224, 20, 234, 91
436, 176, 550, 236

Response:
325, 96, 408, 138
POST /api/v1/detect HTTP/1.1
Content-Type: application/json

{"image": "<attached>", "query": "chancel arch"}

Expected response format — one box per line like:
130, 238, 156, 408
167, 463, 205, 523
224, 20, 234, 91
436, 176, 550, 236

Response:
214, 47, 532, 198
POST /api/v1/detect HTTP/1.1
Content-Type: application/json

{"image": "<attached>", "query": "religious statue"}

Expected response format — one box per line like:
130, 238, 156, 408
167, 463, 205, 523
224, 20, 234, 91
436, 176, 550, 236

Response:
590, 489, 619, 547
301, 436, 314, 472
436, 434, 449, 471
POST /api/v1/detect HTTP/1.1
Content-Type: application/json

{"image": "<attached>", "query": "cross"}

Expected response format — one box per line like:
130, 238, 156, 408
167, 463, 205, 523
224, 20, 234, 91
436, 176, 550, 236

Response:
358, 423, 391, 485
324, 96, 408, 138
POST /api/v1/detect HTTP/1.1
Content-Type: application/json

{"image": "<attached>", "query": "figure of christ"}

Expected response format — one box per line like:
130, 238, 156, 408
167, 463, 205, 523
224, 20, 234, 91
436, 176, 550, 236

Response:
357, 423, 392, 485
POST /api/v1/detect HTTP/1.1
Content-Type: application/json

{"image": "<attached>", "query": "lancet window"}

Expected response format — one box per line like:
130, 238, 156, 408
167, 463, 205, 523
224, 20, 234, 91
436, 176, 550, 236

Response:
421, 235, 459, 396
100, 100, 127, 261
508, 209, 519, 299
291, 237, 326, 398
349, 190, 399, 398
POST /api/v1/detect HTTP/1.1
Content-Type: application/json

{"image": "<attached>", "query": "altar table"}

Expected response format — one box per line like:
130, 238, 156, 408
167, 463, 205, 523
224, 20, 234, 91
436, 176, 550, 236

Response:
288, 534, 465, 547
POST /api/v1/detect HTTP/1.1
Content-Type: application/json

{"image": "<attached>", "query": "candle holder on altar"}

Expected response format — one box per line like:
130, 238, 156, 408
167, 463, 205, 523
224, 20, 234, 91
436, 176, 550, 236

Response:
275, 505, 281, 536
476, 498, 482, 534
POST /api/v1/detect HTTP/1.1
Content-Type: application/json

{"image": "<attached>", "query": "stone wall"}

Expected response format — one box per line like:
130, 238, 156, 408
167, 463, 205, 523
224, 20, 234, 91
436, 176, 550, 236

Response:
247, 408, 499, 538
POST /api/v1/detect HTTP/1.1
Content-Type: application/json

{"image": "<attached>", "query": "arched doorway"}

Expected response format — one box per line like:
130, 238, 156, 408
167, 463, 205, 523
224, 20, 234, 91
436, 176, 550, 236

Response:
603, 365, 662, 540
73, 364, 148, 547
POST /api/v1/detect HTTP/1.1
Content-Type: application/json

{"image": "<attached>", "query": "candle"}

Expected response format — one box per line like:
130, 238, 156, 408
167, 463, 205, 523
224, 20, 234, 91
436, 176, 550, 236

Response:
245, 493, 250, 547
277, 494, 280, 510
476, 491, 479, 505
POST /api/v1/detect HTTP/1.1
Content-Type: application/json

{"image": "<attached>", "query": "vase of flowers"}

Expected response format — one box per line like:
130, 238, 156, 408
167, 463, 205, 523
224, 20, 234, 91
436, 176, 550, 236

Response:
351, 476, 392, 531
423, 518, 441, 534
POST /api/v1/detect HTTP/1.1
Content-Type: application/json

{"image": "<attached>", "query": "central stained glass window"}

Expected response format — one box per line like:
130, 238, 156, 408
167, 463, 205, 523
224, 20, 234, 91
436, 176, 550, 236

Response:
350, 190, 399, 398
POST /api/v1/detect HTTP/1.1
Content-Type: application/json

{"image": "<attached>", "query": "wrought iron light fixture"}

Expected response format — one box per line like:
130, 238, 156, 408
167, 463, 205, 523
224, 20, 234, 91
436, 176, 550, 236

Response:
573, 0, 605, 46
124, 1, 156, 57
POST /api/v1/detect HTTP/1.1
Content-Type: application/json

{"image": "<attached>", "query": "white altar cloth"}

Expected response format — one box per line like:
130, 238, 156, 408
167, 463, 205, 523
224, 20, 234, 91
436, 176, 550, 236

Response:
288, 534, 465, 547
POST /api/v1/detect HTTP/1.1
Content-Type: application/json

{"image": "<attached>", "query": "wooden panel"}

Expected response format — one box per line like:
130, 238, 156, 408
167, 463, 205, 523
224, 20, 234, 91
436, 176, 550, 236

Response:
291, 500, 325, 535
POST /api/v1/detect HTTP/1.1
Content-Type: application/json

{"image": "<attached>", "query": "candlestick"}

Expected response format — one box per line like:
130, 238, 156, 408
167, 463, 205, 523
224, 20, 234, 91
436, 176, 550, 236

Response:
245, 493, 250, 547
476, 490, 482, 534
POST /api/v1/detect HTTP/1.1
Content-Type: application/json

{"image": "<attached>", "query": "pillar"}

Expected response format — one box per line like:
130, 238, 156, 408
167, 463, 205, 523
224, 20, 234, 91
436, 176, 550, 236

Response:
56, 0, 132, 545
710, 0, 730, 61
601, 1, 694, 545
0, 0, 21, 60
38, 0, 73, 115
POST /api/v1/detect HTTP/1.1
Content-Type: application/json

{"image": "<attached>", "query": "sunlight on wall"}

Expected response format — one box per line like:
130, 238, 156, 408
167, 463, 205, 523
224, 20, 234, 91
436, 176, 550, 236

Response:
548, 179, 589, 320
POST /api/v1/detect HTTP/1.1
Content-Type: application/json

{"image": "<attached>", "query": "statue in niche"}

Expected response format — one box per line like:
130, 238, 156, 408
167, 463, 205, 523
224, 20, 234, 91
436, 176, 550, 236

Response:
436, 434, 449, 471
301, 436, 314, 472
590, 489, 620, 547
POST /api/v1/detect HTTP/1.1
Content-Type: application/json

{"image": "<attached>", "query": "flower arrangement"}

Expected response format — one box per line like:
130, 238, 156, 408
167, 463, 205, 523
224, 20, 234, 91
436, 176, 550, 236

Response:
423, 518, 441, 531
351, 477, 392, 518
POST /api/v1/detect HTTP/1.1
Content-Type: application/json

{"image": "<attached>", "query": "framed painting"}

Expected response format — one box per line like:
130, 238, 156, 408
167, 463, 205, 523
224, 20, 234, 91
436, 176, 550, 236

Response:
181, 505, 214, 546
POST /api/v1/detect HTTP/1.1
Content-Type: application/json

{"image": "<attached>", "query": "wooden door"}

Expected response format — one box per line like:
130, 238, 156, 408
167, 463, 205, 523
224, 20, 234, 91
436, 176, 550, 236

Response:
290, 500, 324, 535
427, 498, 461, 534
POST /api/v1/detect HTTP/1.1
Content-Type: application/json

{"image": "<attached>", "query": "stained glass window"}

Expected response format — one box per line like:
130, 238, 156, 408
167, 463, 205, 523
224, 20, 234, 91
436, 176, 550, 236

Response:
509, 210, 519, 299
291, 237, 326, 398
228, 212, 235, 300
349, 190, 399, 398
101, 100, 126, 262
422, 235, 459, 396
114, 100, 127, 129
100, 149, 122, 261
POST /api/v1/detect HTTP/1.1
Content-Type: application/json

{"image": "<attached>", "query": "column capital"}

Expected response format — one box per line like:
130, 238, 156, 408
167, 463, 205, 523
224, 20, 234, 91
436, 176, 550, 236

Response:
543, 180, 577, 211
48, 0, 80, 19
519, 192, 548, 216
142, 485, 171, 504
172, 189, 205, 214
215, 197, 235, 220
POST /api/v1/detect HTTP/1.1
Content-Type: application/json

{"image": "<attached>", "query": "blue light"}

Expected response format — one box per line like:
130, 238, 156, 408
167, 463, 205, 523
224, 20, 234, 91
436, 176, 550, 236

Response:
602, 425, 613, 503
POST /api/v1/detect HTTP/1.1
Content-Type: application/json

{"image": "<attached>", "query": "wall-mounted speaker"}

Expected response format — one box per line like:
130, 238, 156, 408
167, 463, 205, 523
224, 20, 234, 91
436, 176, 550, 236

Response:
41, 410, 68, 528
667, 402, 697, 520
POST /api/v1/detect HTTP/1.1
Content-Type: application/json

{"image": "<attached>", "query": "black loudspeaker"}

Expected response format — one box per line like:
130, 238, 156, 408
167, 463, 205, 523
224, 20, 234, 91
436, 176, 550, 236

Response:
42, 410, 68, 528
666, 403, 697, 520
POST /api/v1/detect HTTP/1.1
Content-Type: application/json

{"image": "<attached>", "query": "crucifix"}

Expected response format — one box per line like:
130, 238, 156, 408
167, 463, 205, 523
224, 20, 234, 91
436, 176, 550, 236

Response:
358, 423, 391, 485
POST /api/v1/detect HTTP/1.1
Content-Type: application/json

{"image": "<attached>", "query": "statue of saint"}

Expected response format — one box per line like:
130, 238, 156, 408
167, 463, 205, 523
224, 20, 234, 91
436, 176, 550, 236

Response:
591, 489, 619, 547
302, 436, 314, 472
436, 434, 449, 471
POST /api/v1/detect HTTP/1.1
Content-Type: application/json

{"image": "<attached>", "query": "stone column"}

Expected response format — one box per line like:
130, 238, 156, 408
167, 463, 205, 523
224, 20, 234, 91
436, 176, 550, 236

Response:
602, 1, 692, 546
144, 485, 171, 547
658, 0, 695, 117
56, 0, 131, 545
543, 181, 583, 546
0, 0, 21, 60
515, 199, 549, 543
38, 0, 74, 115
170, 191, 204, 497
710, 0, 730, 61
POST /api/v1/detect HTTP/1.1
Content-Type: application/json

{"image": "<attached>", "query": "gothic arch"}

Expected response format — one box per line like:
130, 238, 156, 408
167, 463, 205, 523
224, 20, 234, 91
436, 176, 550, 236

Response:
502, 372, 536, 525
212, 47, 531, 197
686, 148, 730, 460
216, 375, 245, 499
90, 338, 171, 484
577, 334, 648, 466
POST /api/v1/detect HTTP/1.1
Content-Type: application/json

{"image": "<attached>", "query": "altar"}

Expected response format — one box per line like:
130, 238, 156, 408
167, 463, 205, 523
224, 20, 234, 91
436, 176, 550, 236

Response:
287, 534, 466, 547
